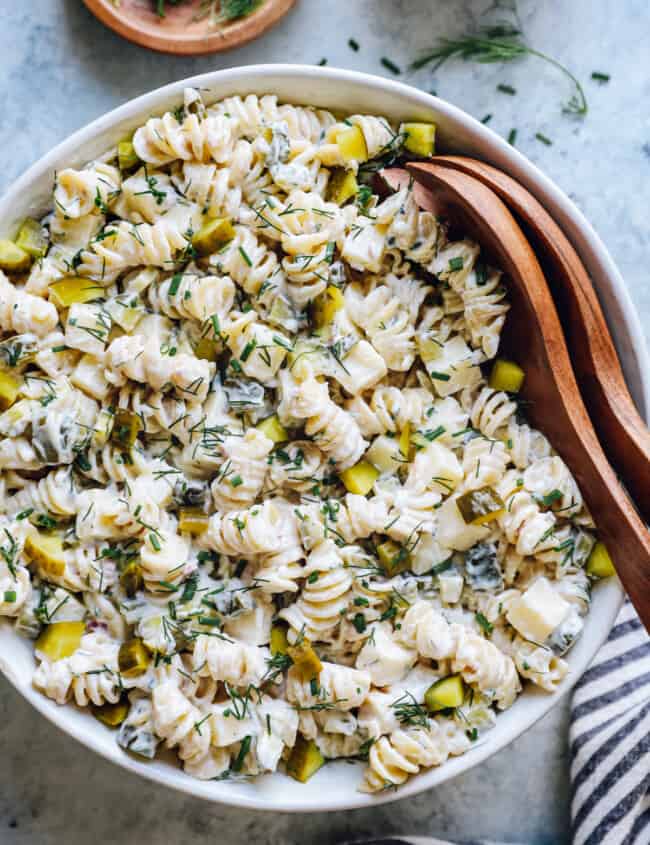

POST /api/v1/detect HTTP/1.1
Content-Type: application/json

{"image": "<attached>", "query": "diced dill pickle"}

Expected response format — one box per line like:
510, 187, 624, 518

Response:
194, 336, 219, 362
118, 639, 151, 678
119, 561, 143, 597
15, 218, 48, 259
286, 736, 325, 783
377, 540, 411, 575
327, 168, 359, 205
586, 541, 616, 578
111, 409, 142, 449
417, 333, 442, 364
0, 239, 31, 273
287, 640, 322, 681
35, 621, 85, 661
488, 358, 525, 393
256, 414, 288, 444
270, 623, 289, 656
49, 276, 104, 308
398, 422, 411, 459
311, 285, 344, 330
92, 699, 129, 727
401, 122, 436, 157
178, 508, 209, 535
192, 217, 235, 257
424, 674, 465, 712
456, 486, 505, 526
336, 125, 368, 163
24, 533, 66, 577
0, 369, 22, 411
339, 460, 379, 495
118, 140, 140, 172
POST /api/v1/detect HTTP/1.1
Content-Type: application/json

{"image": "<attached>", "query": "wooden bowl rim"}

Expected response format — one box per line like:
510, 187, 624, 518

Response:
82, 0, 296, 55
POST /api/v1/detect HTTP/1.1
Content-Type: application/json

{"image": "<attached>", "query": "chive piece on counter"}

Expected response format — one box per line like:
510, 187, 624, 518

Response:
508, 128, 517, 146
318, 58, 328, 66
535, 132, 553, 146
381, 57, 401, 75
348, 38, 359, 51
497, 83, 516, 95
481, 113, 493, 124
591, 71, 610, 83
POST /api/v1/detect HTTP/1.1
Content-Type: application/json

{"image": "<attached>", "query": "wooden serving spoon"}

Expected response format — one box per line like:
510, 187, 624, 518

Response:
383, 164, 650, 631
419, 155, 650, 524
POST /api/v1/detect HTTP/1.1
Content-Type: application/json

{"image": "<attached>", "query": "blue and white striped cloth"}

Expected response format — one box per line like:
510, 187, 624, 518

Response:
353, 601, 649, 845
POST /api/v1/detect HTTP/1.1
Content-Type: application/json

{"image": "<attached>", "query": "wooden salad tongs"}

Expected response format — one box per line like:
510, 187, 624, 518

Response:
383, 163, 650, 631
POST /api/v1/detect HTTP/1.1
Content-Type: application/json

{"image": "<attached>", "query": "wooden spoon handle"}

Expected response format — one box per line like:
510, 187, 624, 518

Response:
429, 155, 650, 523
402, 163, 650, 631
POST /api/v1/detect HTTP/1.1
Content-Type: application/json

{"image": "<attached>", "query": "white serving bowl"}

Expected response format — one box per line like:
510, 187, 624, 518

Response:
0, 65, 647, 813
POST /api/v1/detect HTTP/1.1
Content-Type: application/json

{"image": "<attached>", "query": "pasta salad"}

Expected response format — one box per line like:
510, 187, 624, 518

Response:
0, 88, 611, 792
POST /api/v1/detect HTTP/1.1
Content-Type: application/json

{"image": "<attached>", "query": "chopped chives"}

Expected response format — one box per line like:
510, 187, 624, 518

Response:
149, 532, 161, 551
381, 57, 401, 75
481, 114, 493, 124
238, 246, 253, 267
535, 132, 553, 146
3, 591, 16, 603
348, 38, 359, 51
318, 58, 328, 66
497, 84, 516, 95
448, 256, 464, 272
429, 371, 451, 381
507, 128, 517, 146
230, 475, 243, 487
168, 274, 181, 297
591, 71, 610, 83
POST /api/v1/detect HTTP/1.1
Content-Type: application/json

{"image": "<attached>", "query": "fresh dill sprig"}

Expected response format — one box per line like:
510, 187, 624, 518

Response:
412, 25, 588, 117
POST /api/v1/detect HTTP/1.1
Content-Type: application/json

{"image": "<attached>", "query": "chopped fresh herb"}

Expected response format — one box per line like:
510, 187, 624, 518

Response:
535, 132, 553, 146
475, 611, 494, 635
3, 590, 16, 603
168, 274, 182, 297
231, 735, 252, 772
448, 256, 464, 272
591, 71, 610, 83
348, 38, 359, 51
238, 246, 253, 267
507, 128, 517, 145
318, 58, 328, 66
381, 57, 401, 75
497, 83, 517, 95
149, 532, 161, 551
352, 613, 367, 633
542, 488, 563, 506
429, 371, 451, 381
481, 113, 493, 124
230, 475, 244, 488
353, 596, 369, 607
198, 615, 221, 627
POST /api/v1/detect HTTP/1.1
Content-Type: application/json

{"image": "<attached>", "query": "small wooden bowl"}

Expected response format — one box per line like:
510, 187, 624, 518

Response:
83, 0, 297, 55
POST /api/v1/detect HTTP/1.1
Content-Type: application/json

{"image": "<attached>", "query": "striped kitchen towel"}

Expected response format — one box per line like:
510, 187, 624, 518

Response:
570, 600, 650, 845
350, 601, 649, 845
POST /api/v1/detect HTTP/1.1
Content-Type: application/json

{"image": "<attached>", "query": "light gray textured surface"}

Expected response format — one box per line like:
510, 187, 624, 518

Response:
0, 1, 648, 844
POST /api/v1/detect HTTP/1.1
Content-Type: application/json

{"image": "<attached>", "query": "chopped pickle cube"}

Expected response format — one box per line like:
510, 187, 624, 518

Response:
35, 621, 86, 661
340, 460, 379, 495
118, 140, 140, 172
401, 122, 436, 157
92, 699, 129, 727
49, 276, 104, 308
327, 168, 359, 205
256, 414, 289, 444
270, 623, 289, 656
192, 217, 235, 257
194, 336, 219, 362
377, 540, 411, 575
178, 508, 209, 535
311, 285, 344, 330
417, 333, 442, 364
456, 486, 505, 525
336, 125, 368, 163
15, 218, 48, 259
425, 674, 465, 712
24, 533, 66, 577
119, 561, 143, 597
286, 736, 325, 783
398, 422, 411, 458
0, 239, 31, 273
287, 640, 322, 681
488, 358, 525, 393
0, 369, 22, 411
118, 639, 151, 678
111, 409, 142, 449
586, 541, 616, 578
